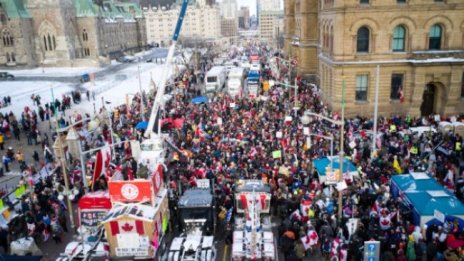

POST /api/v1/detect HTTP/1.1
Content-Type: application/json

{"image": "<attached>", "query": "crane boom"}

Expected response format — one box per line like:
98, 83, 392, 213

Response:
144, 0, 190, 138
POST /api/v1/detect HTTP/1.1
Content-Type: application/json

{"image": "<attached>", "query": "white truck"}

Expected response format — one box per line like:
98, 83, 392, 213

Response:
232, 180, 275, 261
227, 67, 245, 98
204, 66, 226, 94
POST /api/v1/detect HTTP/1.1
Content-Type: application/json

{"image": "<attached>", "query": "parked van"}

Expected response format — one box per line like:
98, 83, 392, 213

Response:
227, 67, 245, 97
205, 66, 226, 93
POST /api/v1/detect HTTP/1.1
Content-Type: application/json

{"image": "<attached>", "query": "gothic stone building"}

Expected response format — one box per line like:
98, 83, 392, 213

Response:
284, 0, 464, 117
0, 0, 146, 67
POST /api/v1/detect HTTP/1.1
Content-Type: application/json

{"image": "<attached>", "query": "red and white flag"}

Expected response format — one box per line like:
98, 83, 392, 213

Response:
398, 85, 404, 103
109, 220, 144, 235
331, 237, 341, 258
92, 144, 112, 190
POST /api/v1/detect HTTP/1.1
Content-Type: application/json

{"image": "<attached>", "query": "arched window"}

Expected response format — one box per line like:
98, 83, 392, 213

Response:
6, 52, 10, 62
357, 26, 369, 53
392, 25, 406, 52
47, 34, 52, 51
429, 24, 442, 50
53, 36, 56, 50
43, 35, 48, 51
83, 29, 88, 41
11, 52, 15, 62
2, 30, 12, 47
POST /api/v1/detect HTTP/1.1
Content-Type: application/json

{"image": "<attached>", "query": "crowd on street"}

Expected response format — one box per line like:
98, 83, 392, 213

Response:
0, 46, 463, 261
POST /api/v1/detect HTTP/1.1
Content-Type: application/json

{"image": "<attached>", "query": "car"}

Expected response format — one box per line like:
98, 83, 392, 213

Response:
0, 72, 14, 80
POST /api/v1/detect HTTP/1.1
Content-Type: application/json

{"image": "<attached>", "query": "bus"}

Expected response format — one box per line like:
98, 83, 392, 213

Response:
247, 70, 260, 98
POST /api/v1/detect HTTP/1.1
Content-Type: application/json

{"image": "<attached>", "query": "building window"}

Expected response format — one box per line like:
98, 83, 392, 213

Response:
43, 33, 56, 51
43, 36, 47, 51
82, 29, 88, 41
357, 26, 369, 53
391, 74, 404, 100
397, 0, 406, 3
2, 30, 13, 47
392, 25, 405, 52
11, 52, 15, 62
360, 0, 369, 3
356, 74, 368, 101
6, 52, 10, 62
429, 24, 442, 50
461, 73, 464, 97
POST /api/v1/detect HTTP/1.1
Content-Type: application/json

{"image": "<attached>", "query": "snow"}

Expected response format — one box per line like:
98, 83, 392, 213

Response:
3, 67, 102, 77
0, 81, 75, 116
0, 59, 180, 119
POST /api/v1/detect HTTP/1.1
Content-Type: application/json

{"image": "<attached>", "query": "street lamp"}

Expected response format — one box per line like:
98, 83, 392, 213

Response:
66, 128, 80, 160
301, 110, 345, 221
52, 135, 76, 231
273, 81, 299, 108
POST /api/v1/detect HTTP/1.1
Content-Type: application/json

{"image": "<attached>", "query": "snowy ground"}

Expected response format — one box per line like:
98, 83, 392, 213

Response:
0, 60, 179, 118
2, 66, 103, 77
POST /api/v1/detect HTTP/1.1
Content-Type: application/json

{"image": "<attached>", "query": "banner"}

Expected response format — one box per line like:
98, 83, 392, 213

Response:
151, 164, 164, 196
80, 210, 108, 227
108, 180, 153, 204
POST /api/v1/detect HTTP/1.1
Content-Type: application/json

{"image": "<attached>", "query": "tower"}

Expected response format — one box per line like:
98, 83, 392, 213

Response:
27, 0, 81, 66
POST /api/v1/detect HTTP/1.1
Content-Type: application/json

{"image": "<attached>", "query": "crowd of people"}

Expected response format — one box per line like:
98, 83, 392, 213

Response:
0, 47, 463, 261
87, 49, 463, 260
140, 50, 463, 260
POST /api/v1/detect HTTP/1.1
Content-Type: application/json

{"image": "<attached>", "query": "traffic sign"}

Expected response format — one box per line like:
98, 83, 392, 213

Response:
364, 241, 380, 261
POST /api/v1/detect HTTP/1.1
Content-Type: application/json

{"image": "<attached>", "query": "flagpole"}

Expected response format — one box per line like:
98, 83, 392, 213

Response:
138, 64, 146, 122
51, 85, 56, 128
338, 77, 345, 222
372, 65, 380, 154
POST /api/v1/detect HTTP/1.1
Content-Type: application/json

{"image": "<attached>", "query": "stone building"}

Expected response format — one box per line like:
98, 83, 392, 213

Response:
221, 18, 238, 38
259, 10, 283, 47
284, 0, 464, 117
238, 6, 250, 29
143, 2, 220, 47
0, 0, 146, 67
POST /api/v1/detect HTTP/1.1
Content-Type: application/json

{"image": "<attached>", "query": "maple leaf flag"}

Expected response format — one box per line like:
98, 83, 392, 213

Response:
110, 220, 144, 235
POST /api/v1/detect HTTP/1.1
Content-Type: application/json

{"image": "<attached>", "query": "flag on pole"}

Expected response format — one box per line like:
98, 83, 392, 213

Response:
92, 144, 112, 190
92, 150, 103, 190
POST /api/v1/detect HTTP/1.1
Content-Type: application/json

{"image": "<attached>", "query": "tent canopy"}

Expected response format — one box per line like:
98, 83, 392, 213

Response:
404, 190, 464, 216
312, 156, 357, 177
391, 172, 443, 197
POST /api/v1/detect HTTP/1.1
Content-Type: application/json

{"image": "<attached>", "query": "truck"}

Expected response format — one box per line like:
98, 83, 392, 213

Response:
227, 67, 245, 97
164, 180, 216, 261
204, 66, 226, 94
246, 70, 260, 98
232, 180, 275, 261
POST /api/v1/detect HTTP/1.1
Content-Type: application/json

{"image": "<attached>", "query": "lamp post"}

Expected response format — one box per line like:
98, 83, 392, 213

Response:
272, 57, 297, 102
52, 135, 76, 231
274, 81, 299, 108
301, 111, 344, 220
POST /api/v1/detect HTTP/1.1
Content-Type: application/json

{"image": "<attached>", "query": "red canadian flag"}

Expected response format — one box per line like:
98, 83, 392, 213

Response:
92, 145, 112, 190
110, 220, 144, 235
240, 194, 248, 210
